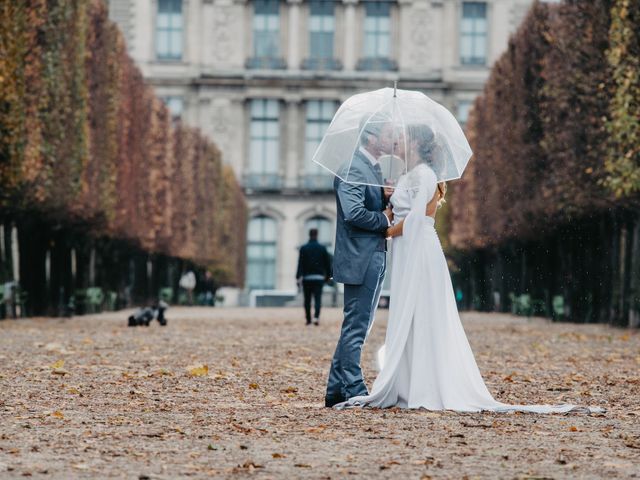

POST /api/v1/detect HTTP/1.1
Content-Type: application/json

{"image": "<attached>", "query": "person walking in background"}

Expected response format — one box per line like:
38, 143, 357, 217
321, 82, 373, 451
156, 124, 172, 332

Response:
296, 228, 332, 326
201, 270, 217, 306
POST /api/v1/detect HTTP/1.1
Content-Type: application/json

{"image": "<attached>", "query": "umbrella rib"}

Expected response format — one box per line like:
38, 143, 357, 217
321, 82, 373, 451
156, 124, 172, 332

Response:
395, 97, 409, 181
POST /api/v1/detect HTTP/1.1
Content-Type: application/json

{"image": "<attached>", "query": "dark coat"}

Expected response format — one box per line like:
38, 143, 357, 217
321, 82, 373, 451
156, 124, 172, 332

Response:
296, 239, 332, 280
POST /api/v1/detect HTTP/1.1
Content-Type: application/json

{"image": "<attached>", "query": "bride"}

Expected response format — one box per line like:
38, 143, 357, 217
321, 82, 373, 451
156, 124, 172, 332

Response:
335, 125, 603, 414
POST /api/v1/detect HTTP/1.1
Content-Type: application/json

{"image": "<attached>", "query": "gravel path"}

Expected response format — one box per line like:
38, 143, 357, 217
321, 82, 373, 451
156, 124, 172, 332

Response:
1, 307, 639, 479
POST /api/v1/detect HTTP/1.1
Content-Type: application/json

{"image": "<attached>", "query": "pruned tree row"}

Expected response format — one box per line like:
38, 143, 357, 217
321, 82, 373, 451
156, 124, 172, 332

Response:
0, 1, 246, 315
449, 0, 639, 326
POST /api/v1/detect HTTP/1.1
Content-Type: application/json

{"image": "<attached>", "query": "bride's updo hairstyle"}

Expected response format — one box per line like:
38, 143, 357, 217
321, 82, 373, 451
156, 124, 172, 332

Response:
406, 124, 447, 208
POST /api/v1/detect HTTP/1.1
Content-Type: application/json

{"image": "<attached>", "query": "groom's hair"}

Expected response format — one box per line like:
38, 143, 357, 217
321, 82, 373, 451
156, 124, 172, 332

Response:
359, 112, 388, 147
309, 228, 318, 239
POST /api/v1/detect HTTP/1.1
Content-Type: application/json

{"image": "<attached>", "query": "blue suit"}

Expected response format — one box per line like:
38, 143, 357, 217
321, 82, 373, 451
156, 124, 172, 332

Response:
326, 150, 388, 403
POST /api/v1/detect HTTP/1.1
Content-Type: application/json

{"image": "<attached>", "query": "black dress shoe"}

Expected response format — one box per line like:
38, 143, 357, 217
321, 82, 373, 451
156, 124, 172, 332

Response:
325, 395, 345, 408
313, 319, 319, 326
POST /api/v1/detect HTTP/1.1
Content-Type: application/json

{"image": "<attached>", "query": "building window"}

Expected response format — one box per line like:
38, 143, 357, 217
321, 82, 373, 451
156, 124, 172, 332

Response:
303, 100, 337, 189
357, 1, 396, 70
457, 100, 472, 127
247, 99, 280, 189
250, 0, 282, 68
304, 216, 333, 252
161, 96, 184, 120
460, 2, 487, 66
364, 1, 391, 59
310, 1, 335, 60
302, 1, 340, 70
156, 0, 182, 60
247, 216, 277, 290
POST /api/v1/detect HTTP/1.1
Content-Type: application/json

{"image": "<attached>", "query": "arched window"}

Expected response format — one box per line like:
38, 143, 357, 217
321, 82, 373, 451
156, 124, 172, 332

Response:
247, 216, 277, 290
304, 216, 333, 253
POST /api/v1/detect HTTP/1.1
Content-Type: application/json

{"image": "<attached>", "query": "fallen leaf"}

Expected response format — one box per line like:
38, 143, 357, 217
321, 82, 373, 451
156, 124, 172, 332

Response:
51, 411, 64, 419
186, 364, 209, 377
306, 425, 327, 433
50, 360, 65, 369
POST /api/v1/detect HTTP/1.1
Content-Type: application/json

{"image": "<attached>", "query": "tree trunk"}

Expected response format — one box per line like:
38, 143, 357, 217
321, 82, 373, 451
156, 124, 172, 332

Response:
629, 213, 640, 327
17, 217, 48, 316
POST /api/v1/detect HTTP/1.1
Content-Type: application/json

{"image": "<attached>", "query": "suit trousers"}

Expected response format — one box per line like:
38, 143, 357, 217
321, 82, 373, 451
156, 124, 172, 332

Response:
326, 251, 386, 400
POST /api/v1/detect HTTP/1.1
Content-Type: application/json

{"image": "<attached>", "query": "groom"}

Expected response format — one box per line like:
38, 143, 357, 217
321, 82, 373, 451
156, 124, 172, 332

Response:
325, 118, 394, 407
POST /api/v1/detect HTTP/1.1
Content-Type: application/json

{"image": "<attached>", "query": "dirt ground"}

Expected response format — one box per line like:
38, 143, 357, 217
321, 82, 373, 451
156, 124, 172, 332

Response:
0, 307, 639, 479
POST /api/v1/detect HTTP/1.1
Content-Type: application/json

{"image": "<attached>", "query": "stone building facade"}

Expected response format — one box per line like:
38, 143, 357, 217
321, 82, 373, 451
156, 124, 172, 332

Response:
108, 0, 534, 304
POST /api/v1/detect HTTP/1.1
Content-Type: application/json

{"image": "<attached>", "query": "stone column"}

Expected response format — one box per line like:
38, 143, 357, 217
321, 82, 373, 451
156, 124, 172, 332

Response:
133, 0, 153, 64
442, 0, 457, 71
287, 0, 302, 70
284, 98, 302, 189
187, 0, 202, 65
342, 0, 357, 70
277, 203, 298, 291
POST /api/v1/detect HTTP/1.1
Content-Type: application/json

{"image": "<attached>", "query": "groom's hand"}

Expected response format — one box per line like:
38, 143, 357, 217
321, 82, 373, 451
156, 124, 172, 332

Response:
383, 186, 394, 200
385, 227, 393, 240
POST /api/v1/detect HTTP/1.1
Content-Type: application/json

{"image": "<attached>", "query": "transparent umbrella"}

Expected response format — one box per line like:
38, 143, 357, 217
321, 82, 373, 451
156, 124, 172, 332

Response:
311, 86, 472, 188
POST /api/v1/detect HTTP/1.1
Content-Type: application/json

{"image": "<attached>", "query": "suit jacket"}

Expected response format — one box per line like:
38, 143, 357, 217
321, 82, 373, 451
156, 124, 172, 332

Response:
332, 150, 388, 285
296, 239, 332, 280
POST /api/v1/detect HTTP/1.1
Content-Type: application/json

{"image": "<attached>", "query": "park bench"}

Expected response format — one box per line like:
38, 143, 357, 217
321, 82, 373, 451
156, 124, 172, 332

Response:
159, 287, 173, 304
86, 287, 105, 313
552, 295, 565, 321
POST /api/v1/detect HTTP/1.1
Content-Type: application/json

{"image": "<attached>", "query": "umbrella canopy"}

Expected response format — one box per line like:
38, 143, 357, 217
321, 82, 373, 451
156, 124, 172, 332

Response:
312, 87, 472, 188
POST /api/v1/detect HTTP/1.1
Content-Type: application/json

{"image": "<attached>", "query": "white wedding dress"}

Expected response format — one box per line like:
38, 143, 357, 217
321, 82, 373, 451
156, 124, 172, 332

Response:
336, 164, 603, 414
